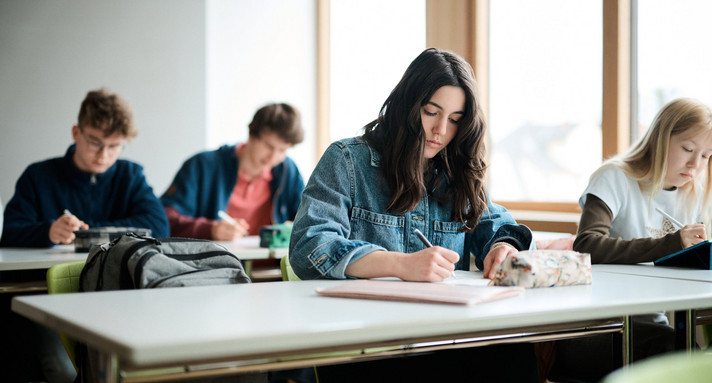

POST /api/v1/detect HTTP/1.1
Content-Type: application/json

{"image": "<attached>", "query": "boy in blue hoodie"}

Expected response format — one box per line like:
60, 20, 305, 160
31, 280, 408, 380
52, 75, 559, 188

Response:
161, 103, 304, 240
1, 88, 168, 247
0, 88, 169, 383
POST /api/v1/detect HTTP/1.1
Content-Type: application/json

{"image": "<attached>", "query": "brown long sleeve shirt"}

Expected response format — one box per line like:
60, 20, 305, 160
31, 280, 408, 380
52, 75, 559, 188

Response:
573, 194, 684, 264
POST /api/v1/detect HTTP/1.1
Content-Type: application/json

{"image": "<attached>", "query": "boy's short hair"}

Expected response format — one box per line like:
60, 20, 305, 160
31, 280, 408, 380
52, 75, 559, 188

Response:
248, 103, 303, 145
78, 88, 137, 140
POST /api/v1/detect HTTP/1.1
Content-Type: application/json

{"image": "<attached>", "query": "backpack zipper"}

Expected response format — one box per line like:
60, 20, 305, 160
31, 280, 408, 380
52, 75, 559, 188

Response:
120, 235, 162, 289
80, 235, 124, 291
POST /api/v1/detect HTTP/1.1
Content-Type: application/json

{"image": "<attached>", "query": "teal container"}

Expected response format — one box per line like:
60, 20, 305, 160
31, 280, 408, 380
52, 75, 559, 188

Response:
259, 223, 293, 248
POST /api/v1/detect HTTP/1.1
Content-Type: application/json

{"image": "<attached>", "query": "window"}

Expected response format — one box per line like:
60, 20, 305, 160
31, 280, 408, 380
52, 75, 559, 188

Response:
488, 0, 603, 203
635, 0, 712, 139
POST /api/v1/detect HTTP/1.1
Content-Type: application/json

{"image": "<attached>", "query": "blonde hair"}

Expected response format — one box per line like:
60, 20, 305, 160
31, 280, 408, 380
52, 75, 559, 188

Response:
607, 98, 712, 220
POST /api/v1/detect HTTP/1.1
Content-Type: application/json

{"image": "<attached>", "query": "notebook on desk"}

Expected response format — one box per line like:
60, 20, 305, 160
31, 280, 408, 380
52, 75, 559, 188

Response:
654, 240, 711, 269
316, 279, 524, 306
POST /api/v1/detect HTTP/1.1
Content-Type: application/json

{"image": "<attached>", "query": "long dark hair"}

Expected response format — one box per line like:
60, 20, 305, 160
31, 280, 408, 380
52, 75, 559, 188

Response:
363, 48, 488, 231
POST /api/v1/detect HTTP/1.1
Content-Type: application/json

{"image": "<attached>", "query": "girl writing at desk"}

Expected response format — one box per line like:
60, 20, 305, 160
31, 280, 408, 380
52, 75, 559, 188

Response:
575, 97, 712, 264
289, 48, 538, 382
548, 98, 712, 382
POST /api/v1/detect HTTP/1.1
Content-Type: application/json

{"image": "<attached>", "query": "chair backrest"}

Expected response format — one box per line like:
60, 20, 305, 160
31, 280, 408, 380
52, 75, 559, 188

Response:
46, 260, 86, 370
280, 256, 301, 281
603, 351, 712, 383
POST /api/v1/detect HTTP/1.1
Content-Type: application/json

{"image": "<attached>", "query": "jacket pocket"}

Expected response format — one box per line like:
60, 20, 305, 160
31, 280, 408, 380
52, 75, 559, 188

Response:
350, 207, 405, 251
432, 220, 466, 255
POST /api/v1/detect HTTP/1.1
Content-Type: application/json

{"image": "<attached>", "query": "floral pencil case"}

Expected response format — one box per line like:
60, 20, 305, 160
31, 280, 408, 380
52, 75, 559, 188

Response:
490, 249, 592, 288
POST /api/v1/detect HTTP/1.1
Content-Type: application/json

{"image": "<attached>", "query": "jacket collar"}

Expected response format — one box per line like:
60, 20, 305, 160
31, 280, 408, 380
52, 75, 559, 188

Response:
360, 137, 381, 168
62, 144, 118, 185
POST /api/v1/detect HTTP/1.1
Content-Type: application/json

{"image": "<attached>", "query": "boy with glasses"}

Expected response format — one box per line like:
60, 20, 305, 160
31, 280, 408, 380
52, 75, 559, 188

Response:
0, 88, 169, 247
1, 89, 169, 382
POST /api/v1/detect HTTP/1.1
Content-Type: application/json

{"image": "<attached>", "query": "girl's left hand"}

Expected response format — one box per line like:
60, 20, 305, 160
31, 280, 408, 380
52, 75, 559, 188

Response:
680, 223, 707, 248
482, 242, 518, 279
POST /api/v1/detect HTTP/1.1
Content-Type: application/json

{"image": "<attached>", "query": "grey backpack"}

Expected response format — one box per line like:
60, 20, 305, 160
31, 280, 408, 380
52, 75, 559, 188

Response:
76, 233, 251, 381
79, 233, 251, 291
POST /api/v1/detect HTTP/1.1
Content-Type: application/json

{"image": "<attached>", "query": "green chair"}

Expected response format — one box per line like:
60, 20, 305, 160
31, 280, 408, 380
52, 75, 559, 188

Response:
602, 351, 712, 383
280, 255, 301, 281
46, 260, 86, 371
47, 260, 195, 380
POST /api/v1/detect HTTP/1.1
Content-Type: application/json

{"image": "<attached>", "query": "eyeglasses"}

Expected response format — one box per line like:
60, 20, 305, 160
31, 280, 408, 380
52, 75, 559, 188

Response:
80, 129, 125, 155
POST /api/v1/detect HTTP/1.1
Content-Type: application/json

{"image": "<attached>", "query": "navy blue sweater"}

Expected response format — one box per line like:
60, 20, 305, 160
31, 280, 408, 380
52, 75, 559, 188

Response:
1, 145, 169, 247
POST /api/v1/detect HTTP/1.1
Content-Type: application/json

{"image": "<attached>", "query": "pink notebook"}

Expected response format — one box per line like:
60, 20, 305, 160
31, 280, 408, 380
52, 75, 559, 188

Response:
316, 279, 524, 306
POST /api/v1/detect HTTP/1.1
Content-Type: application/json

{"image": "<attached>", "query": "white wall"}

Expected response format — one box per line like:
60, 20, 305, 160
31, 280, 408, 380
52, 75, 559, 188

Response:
0, 0, 316, 205
0, 0, 206, 203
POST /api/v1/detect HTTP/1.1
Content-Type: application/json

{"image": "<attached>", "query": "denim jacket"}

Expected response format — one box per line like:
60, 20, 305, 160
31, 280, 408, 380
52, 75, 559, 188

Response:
289, 137, 533, 279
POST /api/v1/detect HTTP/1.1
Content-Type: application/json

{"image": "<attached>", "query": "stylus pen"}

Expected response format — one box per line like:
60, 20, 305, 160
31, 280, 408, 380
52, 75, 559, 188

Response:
655, 207, 684, 229
413, 228, 455, 278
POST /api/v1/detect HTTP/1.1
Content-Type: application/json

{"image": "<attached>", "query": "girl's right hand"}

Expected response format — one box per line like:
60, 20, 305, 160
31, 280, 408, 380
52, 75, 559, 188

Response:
680, 223, 707, 248
399, 247, 459, 282
345, 248, 459, 281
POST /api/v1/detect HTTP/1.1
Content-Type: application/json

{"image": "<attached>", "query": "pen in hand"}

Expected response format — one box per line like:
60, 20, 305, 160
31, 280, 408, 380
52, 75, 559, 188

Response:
413, 228, 432, 247
413, 228, 456, 279
216, 210, 251, 240
63, 209, 86, 230
656, 207, 707, 244
655, 207, 684, 229
217, 210, 237, 225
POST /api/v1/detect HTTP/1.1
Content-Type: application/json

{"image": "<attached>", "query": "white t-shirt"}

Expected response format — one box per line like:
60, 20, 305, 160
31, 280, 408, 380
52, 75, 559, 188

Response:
580, 163, 705, 325
580, 163, 700, 240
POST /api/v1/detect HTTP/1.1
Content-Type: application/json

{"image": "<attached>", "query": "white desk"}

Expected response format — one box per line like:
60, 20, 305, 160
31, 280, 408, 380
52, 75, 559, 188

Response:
593, 263, 712, 349
0, 238, 282, 291
0, 237, 282, 271
12, 270, 712, 382
0, 245, 87, 271
217, 236, 287, 260
594, 263, 712, 283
